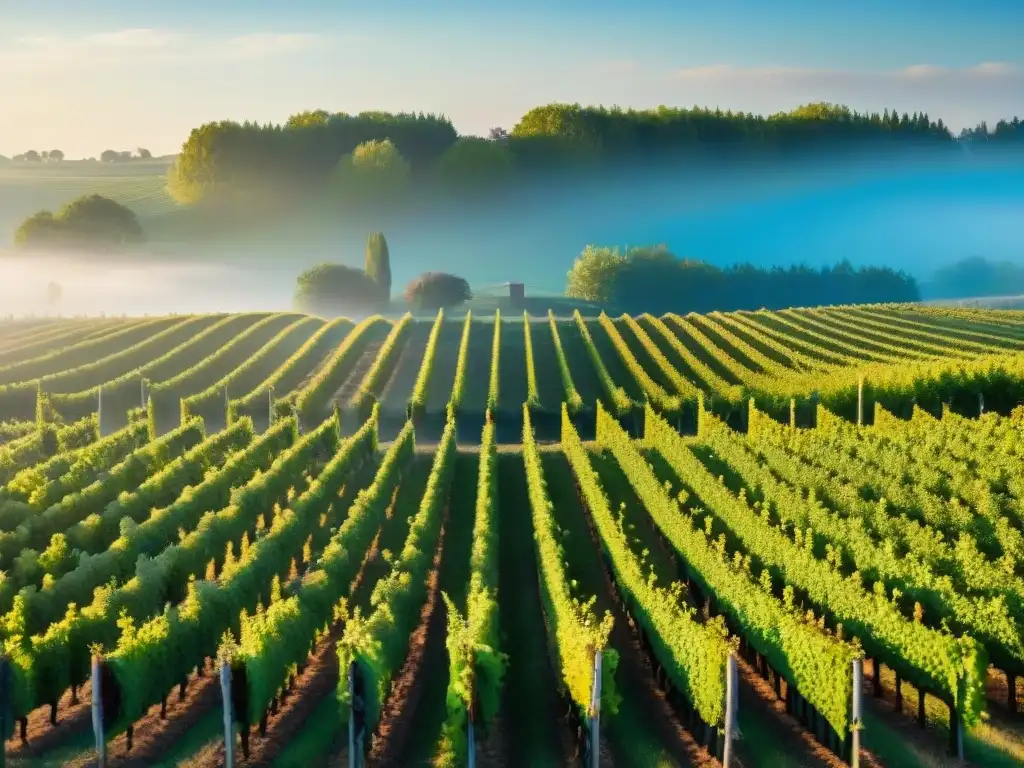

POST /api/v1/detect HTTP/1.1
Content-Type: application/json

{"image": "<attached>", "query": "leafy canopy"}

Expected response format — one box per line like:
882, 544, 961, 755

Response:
13, 194, 144, 251
294, 263, 383, 316
404, 272, 472, 311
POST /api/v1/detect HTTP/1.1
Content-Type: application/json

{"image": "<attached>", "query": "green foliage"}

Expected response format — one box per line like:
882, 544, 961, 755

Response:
434, 137, 514, 192
0, 418, 202, 570
487, 311, 501, 412
562, 405, 731, 726
447, 312, 473, 419
293, 264, 383, 316
567, 244, 919, 313
523, 314, 541, 409
338, 420, 450, 735
404, 273, 472, 311
547, 312, 583, 413
439, 420, 505, 763
14, 195, 144, 251
720, 402, 1024, 677
572, 310, 632, 416
107, 412, 375, 733
364, 232, 392, 301
565, 245, 626, 304
332, 139, 411, 200
349, 314, 414, 416
2, 416, 297, 719
295, 316, 390, 423
0, 417, 256, 636
170, 112, 455, 204
647, 402, 992, 730
598, 401, 860, 736
229, 317, 353, 424
182, 316, 324, 423
408, 309, 445, 416
521, 406, 619, 718
596, 313, 682, 414
144, 314, 303, 426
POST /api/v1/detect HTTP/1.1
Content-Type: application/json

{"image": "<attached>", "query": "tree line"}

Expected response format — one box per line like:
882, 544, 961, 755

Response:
1, 148, 154, 163
294, 233, 472, 315
166, 102, 1024, 205
566, 245, 920, 313
924, 256, 1024, 300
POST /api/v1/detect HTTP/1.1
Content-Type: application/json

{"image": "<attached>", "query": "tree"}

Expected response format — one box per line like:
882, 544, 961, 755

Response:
331, 139, 410, 200
14, 212, 63, 249
100, 150, 120, 163
364, 232, 391, 301
434, 137, 514, 192
48, 150, 64, 162
41, 151, 49, 161
293, 263, 383, 316
13, 194, 144, 251
58, 195, 144, 244
24, 150, 41, 162
565, 245, 627, 303
404, 273, 472, 311
136, 148, 152, 159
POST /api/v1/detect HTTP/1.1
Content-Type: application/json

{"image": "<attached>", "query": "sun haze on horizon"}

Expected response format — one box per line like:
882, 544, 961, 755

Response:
0, 0, 1022, 158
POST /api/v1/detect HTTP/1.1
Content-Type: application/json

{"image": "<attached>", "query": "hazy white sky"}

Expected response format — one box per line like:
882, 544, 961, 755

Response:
2, 1, 1022, 158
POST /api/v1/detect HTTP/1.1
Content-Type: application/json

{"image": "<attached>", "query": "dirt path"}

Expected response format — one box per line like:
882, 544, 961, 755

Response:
4, 683, 94, 762
331, 340, 385, 408
378, 321, 431, 415
395, 454, 478, 766
542, 451, 706, 768
495, 453, 575, 767
366, 515, 447, 767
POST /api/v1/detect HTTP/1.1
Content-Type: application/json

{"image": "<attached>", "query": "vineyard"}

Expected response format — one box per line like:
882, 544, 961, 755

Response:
0, 305, 1022, 767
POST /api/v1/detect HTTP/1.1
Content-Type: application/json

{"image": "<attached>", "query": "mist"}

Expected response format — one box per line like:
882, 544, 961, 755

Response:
2, 150, 1023, 316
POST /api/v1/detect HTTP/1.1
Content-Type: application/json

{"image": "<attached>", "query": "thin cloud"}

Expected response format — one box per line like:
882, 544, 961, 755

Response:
595, 59, 640, 76
1, 28, 324, 67
220, 33, 324, 60
668, 62, 1020, 83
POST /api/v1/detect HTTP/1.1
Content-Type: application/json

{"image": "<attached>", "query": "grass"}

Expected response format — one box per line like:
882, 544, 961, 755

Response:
497, 452, 569, 766
0, 161, 178, 242
541, 451, 683, 768
399, 453, 479, 766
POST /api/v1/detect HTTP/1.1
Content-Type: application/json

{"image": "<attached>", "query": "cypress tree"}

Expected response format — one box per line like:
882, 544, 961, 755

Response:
365, 232, 392, 303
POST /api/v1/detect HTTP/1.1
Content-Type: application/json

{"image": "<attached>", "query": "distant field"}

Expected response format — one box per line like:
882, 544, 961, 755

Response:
928, 294, 1024, 310
0, 160, 178, 241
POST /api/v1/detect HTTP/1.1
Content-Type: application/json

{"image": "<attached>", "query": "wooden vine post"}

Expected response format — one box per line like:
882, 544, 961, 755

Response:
140, 374, 147, 410
92, 654, 106, 767
589, 650, 603, 768
722, 654, 738, 766
851, 659, 862, 768
97, 384, 104, 437
220, 662, 234, 768
857, 376, 865, 427
268, 385, 274, 427
467, 686, 477, 768
348, 661, 365, 768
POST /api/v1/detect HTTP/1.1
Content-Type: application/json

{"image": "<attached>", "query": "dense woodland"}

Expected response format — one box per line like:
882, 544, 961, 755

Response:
167, 103, 1024, 205
565, 245, 920, 313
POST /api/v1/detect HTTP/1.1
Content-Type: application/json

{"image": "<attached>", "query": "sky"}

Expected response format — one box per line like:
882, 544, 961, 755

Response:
1, 0, 1022, 158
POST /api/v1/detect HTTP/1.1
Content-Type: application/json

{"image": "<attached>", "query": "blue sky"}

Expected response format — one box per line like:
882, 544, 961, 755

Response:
2, 0, 1022, 158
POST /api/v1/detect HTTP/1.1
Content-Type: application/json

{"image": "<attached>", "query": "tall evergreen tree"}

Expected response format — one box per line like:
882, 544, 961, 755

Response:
365, 232, 392, 302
